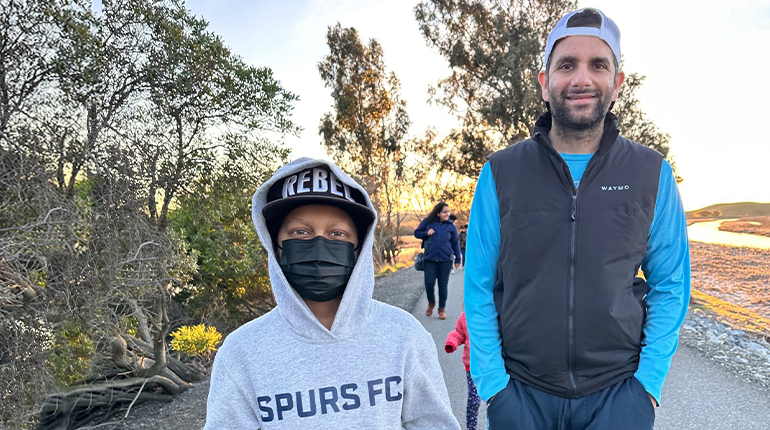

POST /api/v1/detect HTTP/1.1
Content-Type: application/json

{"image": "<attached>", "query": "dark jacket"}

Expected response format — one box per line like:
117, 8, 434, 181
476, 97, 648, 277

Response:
415, 218, 462, 263
487, 112, 662, 398
458, 230, 467, 250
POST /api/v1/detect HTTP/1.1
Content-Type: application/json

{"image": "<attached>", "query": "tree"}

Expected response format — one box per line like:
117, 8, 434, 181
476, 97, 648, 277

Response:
45, 0, 150, 199
415, 0, 575, 177
0, 0, 298, 427
0, 0, 59, 137
318, 24, 411, 266
415, 0, 677, 181
141, 0, 299, 229
170, 137, 289, 331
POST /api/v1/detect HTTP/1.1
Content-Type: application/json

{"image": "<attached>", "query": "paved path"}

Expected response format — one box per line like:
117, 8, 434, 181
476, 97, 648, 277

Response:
410, 269, 486, 430
655, 344, 770, 429
410, 269, 770, 430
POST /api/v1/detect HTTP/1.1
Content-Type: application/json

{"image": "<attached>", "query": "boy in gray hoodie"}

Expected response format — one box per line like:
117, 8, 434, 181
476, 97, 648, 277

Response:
205, 158, 459, 430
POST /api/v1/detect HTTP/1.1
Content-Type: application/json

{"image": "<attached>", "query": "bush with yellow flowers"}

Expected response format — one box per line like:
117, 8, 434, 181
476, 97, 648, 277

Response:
170, 324, 222, 359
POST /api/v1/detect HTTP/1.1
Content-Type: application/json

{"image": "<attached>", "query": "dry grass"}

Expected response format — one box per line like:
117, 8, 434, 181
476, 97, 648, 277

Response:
374, 236, 423, 277
398, 236, 423, 263
690, 289, 770, 338
719, 216, 770, 238
687, 217, 716, 226
381, 231, 770, 340
689, 241, 770, 323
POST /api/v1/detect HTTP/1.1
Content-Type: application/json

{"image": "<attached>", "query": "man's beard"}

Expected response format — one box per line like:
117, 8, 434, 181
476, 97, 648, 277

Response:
550, 87, 613, 132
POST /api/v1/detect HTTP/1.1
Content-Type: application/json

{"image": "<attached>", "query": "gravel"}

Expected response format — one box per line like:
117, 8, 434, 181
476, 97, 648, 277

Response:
94, 266, 770, 429
679, 308, 770, 389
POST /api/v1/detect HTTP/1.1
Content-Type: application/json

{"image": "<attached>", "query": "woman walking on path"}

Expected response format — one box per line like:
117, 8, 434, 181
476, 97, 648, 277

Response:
415, 202, 461, 319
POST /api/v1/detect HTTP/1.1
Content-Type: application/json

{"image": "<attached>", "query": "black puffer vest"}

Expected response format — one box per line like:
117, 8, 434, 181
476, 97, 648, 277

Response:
488, 112, 663, 398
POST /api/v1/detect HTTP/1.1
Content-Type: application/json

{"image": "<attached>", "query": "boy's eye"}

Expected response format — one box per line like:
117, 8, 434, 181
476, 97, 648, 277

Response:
291, 228, 311, 236
329, 230, 347, 238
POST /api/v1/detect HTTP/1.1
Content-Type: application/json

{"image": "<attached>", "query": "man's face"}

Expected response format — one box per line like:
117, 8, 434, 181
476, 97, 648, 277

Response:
538, 36, 625, 131
276, 204, 359, 259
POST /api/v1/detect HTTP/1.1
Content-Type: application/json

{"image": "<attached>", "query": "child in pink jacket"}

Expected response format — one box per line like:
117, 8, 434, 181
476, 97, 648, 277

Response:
445, 312, 481, 430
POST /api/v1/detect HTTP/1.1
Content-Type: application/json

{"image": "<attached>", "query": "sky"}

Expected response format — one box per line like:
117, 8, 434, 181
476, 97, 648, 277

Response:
183, 0, 770, 210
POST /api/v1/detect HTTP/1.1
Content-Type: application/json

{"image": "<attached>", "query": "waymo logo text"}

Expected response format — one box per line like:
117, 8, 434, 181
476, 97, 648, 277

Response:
601, 185, 630, 191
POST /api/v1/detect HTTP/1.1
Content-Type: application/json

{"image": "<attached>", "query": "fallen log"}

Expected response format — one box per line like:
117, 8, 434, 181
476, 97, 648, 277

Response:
122, 334, 205, 383
38, 376, 178, 429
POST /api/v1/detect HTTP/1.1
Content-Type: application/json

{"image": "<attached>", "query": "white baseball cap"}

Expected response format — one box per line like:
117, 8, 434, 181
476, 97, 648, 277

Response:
544, 8, 621, 70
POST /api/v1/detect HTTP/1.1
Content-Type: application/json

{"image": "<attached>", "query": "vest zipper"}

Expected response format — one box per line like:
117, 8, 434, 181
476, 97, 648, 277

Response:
560, 161, 580, 397
568, 193, 579, 397
546, 136, 601, 398
566, 159, 598, 397
536, 129, 610, 398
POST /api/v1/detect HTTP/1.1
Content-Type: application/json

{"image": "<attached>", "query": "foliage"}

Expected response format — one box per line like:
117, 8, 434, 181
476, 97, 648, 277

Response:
0, 314, 57, 427
140, 1, 299, 229
414, 0, 677, 181
0, 0, 296, 427
415, 0, 575, 178
170, 139, 287, 329
0, 0, 59, 135
318, 23, 413, 266
46, 324, 96, 386
170, 324, 222, 358
119, 315, 140, 339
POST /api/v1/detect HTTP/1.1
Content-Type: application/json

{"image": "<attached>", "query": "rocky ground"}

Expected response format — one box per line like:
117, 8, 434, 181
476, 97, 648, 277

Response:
680, 309, 770, 390
94, 249, 770, 430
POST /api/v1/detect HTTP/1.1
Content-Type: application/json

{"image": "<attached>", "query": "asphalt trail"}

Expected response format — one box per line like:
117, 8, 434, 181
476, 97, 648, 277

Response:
411, 269, 486, 430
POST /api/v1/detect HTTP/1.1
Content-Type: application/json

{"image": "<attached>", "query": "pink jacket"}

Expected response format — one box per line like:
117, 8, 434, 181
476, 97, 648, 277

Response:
445, 312, 470, 371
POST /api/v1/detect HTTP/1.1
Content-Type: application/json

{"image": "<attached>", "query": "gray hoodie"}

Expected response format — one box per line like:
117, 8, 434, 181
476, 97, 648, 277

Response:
205, 158, 459, 430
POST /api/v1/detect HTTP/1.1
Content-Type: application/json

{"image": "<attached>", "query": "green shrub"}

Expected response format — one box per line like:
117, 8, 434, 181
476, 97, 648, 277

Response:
46, 325, 95, 386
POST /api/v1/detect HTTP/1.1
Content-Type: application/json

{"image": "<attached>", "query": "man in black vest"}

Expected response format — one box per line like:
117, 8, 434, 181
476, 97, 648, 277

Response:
464, 8, 690, 430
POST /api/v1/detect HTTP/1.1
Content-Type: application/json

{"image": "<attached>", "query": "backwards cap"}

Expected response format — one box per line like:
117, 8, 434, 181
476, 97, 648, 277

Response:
544, 8, 621, 69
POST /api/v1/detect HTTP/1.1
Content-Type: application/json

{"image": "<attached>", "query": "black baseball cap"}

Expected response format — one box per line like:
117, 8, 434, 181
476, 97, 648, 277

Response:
262, 164, 376, 231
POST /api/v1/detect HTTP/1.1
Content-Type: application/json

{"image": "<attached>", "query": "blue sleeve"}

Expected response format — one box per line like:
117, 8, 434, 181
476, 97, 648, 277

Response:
464, 162, 509, 401
415, 218, 429, 240
451, 224, 462, 263
635, 160, 691, 405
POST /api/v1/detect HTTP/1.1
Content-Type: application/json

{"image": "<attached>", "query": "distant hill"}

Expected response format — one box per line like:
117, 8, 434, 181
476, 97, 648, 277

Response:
686, 202, 770, 218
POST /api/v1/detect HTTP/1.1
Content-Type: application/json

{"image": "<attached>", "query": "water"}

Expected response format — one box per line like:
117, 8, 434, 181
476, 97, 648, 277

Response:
687, 219, 770, 249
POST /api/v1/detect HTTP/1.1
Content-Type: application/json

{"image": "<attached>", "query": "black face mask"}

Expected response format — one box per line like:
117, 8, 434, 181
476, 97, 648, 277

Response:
279, 236, 357, 302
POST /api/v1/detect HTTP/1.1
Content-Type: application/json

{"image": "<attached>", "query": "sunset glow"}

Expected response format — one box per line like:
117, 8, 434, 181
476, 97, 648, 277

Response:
186, 0, 770, 210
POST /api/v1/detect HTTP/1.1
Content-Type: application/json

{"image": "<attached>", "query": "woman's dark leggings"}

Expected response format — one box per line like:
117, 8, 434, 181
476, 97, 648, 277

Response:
424, 260, 452, 308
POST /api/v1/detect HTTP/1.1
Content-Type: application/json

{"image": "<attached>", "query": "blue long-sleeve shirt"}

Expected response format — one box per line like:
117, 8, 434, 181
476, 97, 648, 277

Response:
464, 159, 690, 404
